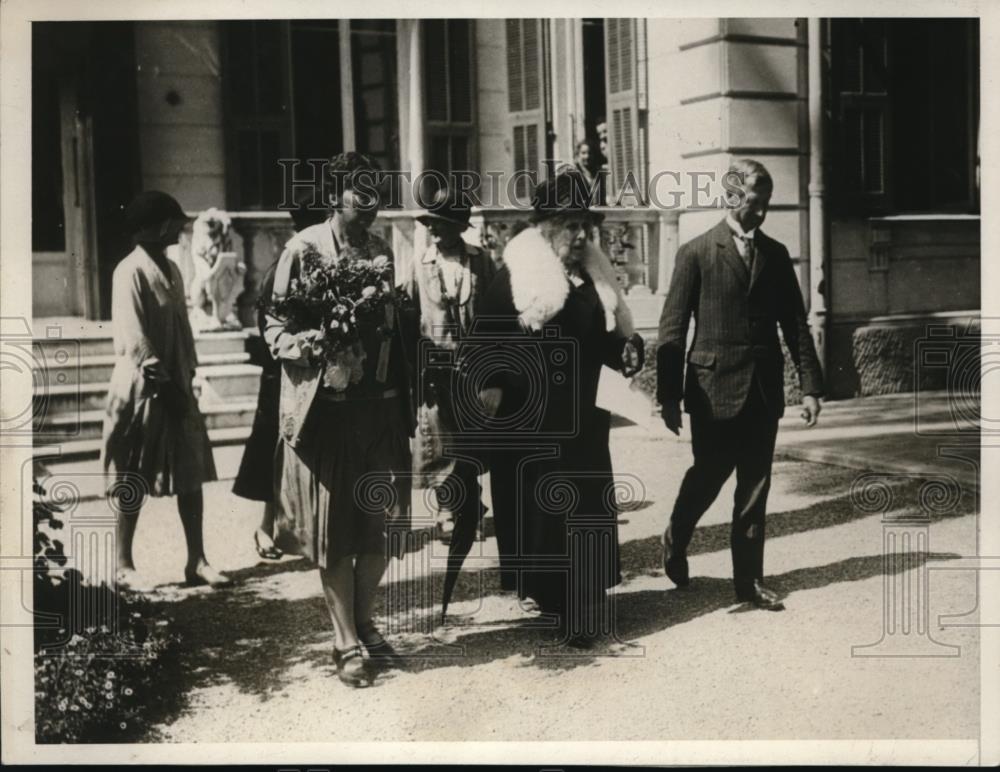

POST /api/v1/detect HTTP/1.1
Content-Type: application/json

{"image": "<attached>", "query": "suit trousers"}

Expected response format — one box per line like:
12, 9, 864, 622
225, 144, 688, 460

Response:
667, 378, 779, 595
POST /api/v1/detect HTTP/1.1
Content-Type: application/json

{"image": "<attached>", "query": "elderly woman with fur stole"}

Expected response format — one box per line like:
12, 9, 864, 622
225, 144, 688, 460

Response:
473, 171, 644, 647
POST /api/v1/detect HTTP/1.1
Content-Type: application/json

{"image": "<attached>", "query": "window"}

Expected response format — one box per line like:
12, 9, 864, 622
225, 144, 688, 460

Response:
290, 21, 343, 166
351, 21, 400, 172
506, 18, 544, 201
222, 20, 399, 209
423, 19, 475, 194
604, 17, 646, 203
223, 21, 293, 210
830, 18, 979, 214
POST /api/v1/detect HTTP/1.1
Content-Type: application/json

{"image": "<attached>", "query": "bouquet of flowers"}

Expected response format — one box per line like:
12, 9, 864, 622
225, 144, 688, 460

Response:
265, 244, 407, 390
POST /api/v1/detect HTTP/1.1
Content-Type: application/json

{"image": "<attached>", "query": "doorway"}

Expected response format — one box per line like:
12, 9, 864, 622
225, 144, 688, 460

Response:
581, 19, 606, 153
31, 22, 141, 321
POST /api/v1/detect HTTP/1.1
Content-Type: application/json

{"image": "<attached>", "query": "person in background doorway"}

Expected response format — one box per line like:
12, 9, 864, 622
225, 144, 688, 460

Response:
573, 137, 606, 207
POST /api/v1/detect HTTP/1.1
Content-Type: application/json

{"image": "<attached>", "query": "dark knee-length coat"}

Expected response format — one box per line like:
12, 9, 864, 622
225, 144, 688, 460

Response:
474, 226, 636, 612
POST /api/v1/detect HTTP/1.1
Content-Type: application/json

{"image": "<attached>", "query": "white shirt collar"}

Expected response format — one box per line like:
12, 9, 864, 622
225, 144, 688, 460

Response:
726, 213, 757, 240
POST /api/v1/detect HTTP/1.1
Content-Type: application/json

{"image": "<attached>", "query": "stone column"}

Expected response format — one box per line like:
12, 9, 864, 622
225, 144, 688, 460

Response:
655, 209, 680, 296
807, 18, 828, 371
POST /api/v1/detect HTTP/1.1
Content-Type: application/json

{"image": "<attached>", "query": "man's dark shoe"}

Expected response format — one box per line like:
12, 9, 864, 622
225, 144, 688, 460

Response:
735, 580, 785, 611
662, 529, 690, 588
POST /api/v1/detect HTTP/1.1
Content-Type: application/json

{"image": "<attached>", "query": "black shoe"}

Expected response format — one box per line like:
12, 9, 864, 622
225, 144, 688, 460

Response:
356, 621, 403, 668
253, 528, 283, 561
735, 580, 785, 611
662, 529, 690, 587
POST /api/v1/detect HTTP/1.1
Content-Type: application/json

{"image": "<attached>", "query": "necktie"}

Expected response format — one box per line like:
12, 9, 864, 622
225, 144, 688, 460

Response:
736, 234, 756, 275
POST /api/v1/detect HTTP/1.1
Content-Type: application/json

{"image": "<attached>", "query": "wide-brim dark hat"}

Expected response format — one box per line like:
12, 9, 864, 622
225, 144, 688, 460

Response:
416, 187, 473, 229
124, 190, 191, 236
529, 169, 604, 225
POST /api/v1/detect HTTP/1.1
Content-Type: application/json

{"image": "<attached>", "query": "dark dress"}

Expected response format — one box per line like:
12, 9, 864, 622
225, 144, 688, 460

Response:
232, 262, 281, 502
477, 265, 626, 623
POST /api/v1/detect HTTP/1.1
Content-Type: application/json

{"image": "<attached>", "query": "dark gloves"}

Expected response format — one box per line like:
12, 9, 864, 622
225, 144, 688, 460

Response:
621, 333, 645, 378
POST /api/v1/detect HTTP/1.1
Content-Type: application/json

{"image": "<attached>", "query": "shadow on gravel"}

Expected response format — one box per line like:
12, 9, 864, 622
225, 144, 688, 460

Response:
143, 475, 974, 730
620, 477, 975, 582
389, 549, 961, 674
145, 546, 961, 736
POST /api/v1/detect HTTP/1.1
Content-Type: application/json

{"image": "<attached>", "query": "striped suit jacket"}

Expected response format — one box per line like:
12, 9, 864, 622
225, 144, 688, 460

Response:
656, 218, 824, 420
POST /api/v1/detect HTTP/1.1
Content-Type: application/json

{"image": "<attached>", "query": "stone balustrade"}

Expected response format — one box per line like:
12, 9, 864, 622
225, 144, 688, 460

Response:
173, 206, 678, 331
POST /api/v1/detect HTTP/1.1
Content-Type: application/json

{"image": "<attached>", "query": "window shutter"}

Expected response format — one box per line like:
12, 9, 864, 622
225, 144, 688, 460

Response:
604, 18, 643, 203
424, 20, 449, 122
832, 19, 891, 211
423, 19, 476, 186
222, 21, 294, 209
506, 19, 545, 202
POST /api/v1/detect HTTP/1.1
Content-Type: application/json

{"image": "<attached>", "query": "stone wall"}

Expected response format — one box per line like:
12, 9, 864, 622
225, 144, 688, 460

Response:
134, 21, 226, 211
851, 317, 981, 397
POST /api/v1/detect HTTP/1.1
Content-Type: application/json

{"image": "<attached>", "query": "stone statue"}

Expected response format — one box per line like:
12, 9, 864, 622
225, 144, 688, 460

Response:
188, 208, 246, 331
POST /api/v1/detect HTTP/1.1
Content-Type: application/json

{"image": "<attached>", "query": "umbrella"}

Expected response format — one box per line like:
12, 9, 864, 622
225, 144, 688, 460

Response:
440, 493, 485, 623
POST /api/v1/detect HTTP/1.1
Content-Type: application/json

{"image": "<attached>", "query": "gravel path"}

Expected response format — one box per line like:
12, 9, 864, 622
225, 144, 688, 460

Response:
109, 425, 980, 743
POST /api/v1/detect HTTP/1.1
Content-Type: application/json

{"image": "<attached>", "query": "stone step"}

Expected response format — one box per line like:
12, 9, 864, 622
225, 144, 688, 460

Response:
33, 401, 259, 443
32, 328, 253, 359
195, 363, 264, 402
34, 322, 258, 356
33, 425, 253, 464
33, 360, 264, 414
34, 382, 111, 414
34, 350, 251, 387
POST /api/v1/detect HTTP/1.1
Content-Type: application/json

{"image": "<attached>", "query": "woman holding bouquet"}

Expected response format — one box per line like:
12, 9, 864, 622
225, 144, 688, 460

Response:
264, 152, 415, 688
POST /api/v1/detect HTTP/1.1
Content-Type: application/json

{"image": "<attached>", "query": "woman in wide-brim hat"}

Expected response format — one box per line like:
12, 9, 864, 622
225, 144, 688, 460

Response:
101, 190, 229, 592
402, 187, 497, 546
473, 169, 644, 646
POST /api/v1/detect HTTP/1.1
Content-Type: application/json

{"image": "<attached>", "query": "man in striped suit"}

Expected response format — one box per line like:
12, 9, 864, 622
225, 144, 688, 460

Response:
656, 159, 824, 610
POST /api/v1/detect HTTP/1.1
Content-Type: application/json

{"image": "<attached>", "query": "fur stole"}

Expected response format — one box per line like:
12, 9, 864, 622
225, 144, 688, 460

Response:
501, 226, 635, 335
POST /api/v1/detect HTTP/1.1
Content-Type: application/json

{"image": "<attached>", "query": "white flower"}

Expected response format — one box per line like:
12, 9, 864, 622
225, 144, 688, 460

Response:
58, 699, 68, 712
123, 687, 133, 696
372, 255, 389, 268
361, 286, 377, 298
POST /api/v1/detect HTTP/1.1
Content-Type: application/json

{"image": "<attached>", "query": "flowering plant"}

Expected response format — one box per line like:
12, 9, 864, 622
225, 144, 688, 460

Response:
266, 245, 407, 390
